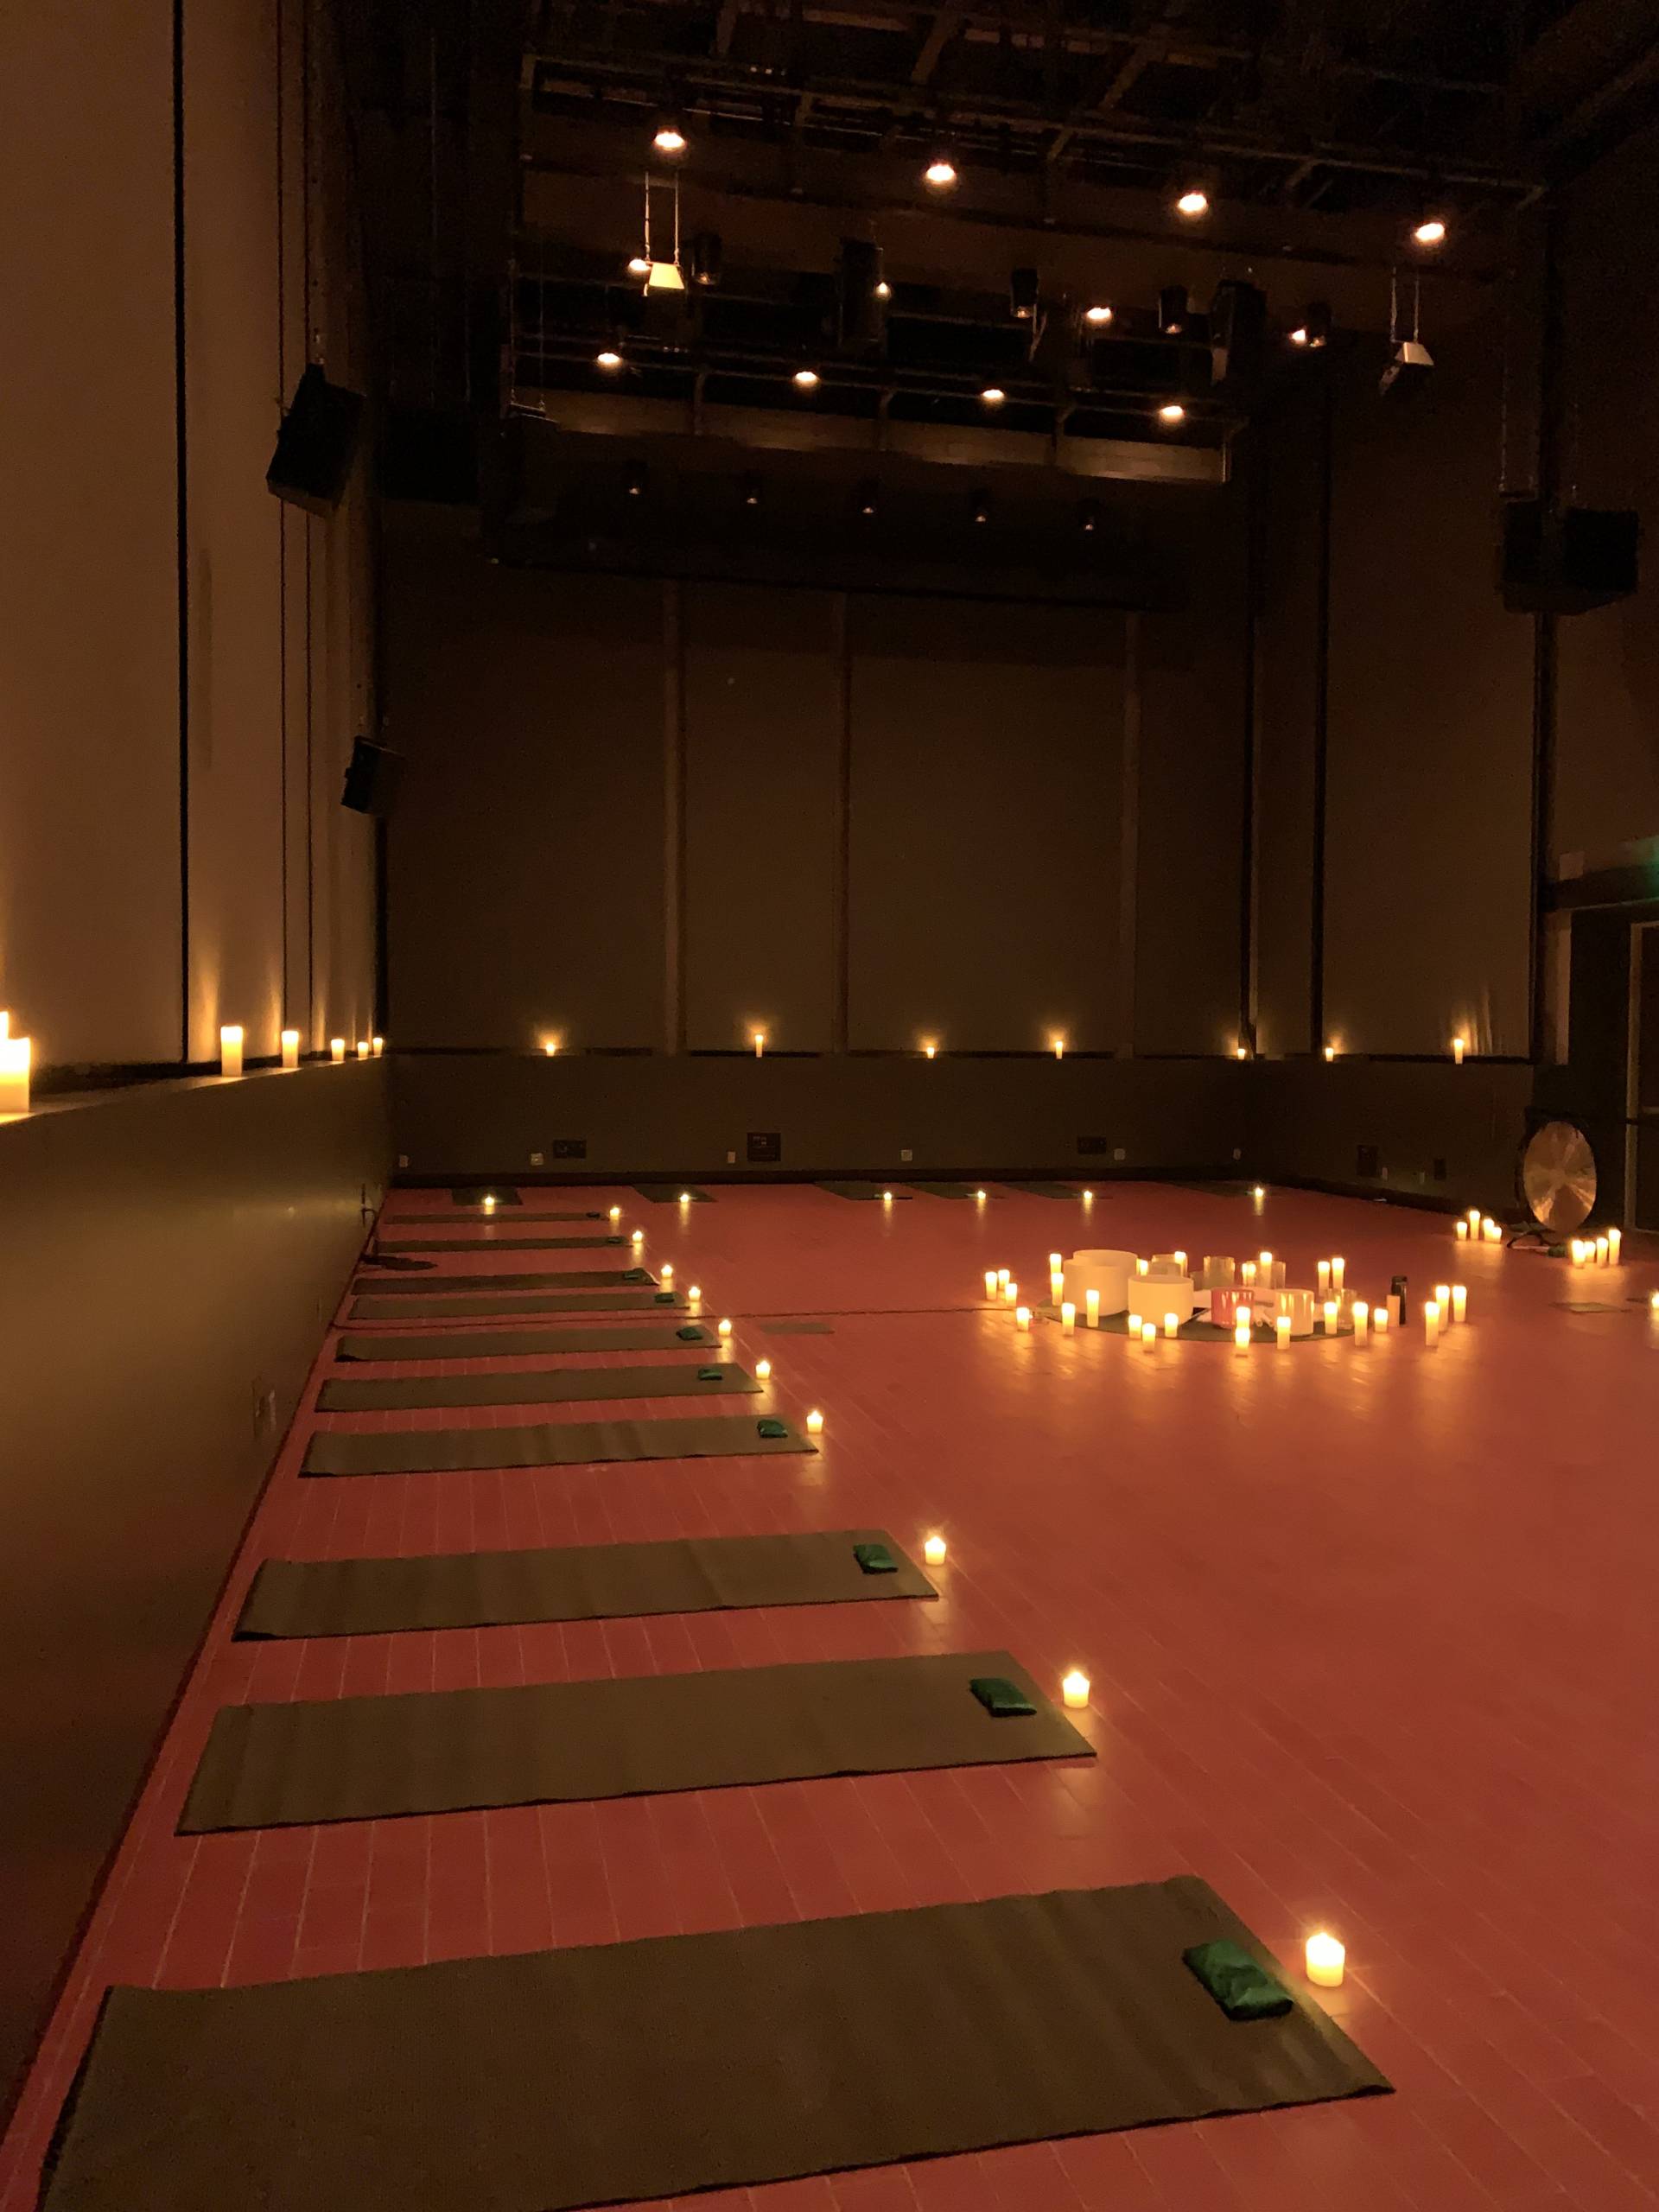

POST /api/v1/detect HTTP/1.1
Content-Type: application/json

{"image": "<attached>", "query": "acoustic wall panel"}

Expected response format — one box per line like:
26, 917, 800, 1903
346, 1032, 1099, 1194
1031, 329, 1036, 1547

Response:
845, 594, 1125, 1052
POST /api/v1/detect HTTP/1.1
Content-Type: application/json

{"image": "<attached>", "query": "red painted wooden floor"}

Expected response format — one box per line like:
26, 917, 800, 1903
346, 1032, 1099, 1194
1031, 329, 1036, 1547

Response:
5, 1182, 1658, 2211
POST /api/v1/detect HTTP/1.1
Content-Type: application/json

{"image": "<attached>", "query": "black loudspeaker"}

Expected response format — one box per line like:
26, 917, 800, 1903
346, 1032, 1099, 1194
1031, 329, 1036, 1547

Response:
1500, 500, 1639, 613
1209, 280, 1267, 390
267, 365, 365, 515
341, 739, 402, 817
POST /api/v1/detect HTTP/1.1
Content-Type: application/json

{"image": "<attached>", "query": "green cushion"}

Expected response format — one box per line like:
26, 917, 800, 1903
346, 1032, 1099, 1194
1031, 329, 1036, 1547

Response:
696, 1366, 725, 1382
676, 1324, 706, 1341
969, 1675, 1036, 1719
653, 1291, 676, 1305
623, 1268, 652, 1283
756, 1417, 789, 1440
852, 1541, 897, 1575
1182, 1940, 1293, 2022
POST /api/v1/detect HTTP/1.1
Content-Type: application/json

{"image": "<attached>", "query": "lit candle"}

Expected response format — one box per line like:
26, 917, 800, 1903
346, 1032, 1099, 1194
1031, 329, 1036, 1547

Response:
1061, 1300, 1077, 1334
1424, 1298, 1440, 1347
1242, 1260, 1257, 1287
1332, 1255, 1345, 1292
1061, 1669, 1090, 1708
882, 1190, 893, 1205
219, 1024, 245, 1079
679, 1191, 691, 1205
1484, 1217, 1501, 1243
1455, 1220, 1468, 1241
1451, 1284, 1466, 1323
1352, 1299, 1369, 1344
1434, 1281, 1451, 1321
924, 1042, 937, 1059
1595, 1235, 1609, 1266
1452, 1035, 1466, 1065
1052, 1035, 1065, 1059
1003, 1281, 1019, 1306
1084, 1288, 1101, 1328
975, 1189, 987, 1201
984, 1269, 1000, 1300
1173, 1249, 1186, 1273
805, 1408, 823, 1433
1320, 1300, 1337, 1335
483, 1195, 497, 1211
543, 1037, 560, 1056
1135, 1257, 1149, 1277
1140, 1320, 1157, 1351
1234, 1315, 1253, 1354
1252, 1185, 1265, 1199
0, 1035, 31, 1116
755, 1357, 771, 1379
632, 1229, 645, 1245
1305, 1933, 1345, 1988
1050, 1270, 1065, 1304
356, 1039, 370, 1059
372, 1036, 385, 1058
1164, 1311, 1179, 1338
280, 1028, 300, 1071
330, 1037, 346, 1063
1259, 1251, 1273, 1278
1275, 1315, 1291, 1351
1082, 1188, 1094, 1202
1609, 1228, 1623, 1266
924, 1535, 947, 1567
1049, 1251, 1063, 1272
1015, 1305, 1032, 1331
753, 1030, 766, 1058
717, 1318, 732, 1338
1317, 1260, 1331, 1294
687, 1282, 701, 1306
997, 1268, 1011, 1289
1323, 1044, 1336, 1062
660, 1264, 674, 1285
609, 1205, 621, 1222
1374, 1303, 1390, 1336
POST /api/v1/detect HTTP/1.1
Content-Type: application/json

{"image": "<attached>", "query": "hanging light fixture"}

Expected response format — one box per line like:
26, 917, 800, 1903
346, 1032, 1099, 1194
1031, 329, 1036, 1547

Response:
635, 172, 685, 292
1380, 264, 1433, 397
652, 111, 689, 158
1412, 213, 1447, 246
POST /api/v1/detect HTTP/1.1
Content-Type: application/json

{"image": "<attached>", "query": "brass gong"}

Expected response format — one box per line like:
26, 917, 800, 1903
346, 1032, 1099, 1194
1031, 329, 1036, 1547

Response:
1518, 1119, 1597, 1236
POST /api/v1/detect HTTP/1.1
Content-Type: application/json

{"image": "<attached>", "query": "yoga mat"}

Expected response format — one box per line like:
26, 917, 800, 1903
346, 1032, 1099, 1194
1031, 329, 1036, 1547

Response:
334, 1323, 712, 1362
352, 1268, 638, 1297
906, 1182, 987, 1199
42, 1878, 1387, 2212
634, 1185, 710, 1203
179, 1649, 1086, 1832
1001, 1179, 1087, 1198
348, 1289, 685, 1320
317, 1362, 760, 1412
302, 1411, 813, 1477
758, 1318, 835, 1334
816, 1180, 912, 1200
450, 1186, 521, 1205
378, 1235, 624, 1254
236, 1529, 937, 1638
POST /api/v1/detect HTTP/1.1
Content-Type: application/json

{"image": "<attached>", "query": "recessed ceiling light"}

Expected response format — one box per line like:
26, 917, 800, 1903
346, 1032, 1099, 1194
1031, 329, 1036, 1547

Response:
1157, 402, 1186, 423
595, 348, 623, 370
1084, 303, 1114, 327
979, 385, 1006, 406
1174, 186, 1210, 218
653, 118, 688, 157
923, 156, 958, 190
1412, 215, 1447, 245
792, 366, 821, 390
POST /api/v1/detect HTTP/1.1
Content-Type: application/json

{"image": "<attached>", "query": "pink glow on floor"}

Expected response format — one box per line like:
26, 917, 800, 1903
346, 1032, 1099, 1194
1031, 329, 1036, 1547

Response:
3, 1181, 1658, 2210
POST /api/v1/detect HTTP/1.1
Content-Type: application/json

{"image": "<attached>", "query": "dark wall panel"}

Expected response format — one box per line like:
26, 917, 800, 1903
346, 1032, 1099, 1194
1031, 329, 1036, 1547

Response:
1248, 1059, 1534, 1211
1323, 320, 1534, 1057
386, 520, 667, 1050
683, 585, 841, 1052
845, 594, 1125, 1053
1133, 488, 1251, 1057
0, 1064, 388, 2107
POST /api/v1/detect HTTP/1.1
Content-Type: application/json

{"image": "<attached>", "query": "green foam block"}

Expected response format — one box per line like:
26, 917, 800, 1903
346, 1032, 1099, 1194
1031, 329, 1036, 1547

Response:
1182, 1940, 1294, 2022
969, 1676, 1036, 1719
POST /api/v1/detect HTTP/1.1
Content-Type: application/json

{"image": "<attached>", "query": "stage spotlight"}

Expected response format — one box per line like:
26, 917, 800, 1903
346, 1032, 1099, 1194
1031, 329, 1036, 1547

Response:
855, 477, 880, 518
1412, 214, 1447, 246
793, 366, 821, 390
923, 152, 959, 190
1159, 284, 1189, 336
1083, 303, 1114, 327
1157, 401, 1186, 424
652, 114, 689, 158
1077, 499, 1102, 535
595, 348, 623, 370
979, 385, 1006, 406
1010, 267, 1040, 322
645, 259, 685, 293
970, 489, 991, 525
1288, 302, 1331, 350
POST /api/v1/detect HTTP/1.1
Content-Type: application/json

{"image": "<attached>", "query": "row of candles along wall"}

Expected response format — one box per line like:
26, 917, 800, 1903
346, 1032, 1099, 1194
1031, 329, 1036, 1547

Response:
543, 1027, 1473, 1069
989, 1254, 1470, 1345
0, 1014, 385, 1116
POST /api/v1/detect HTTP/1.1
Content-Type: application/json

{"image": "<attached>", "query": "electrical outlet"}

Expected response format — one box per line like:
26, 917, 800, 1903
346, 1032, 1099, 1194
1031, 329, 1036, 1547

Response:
1231, 1147, 1242, 1161
397, 1153, 409, 1168
530, 1152, 544, 1167
727, 1150, 737, 1165
900, 1147, 912, 1162
1113, 1147, 1126, 1163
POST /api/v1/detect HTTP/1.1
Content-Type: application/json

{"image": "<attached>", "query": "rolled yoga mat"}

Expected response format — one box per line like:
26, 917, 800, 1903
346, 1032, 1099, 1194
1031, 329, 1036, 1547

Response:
179, 1649, 1087, 1832
378, 1235, 624, 1254
41, 1875, 1388, 2212
334, 1323, 713, 1362
348, 1290, 685, 1321
302, 1411, 812, 1478
352, 1269, 638, 1297
317, 1361, 760, 1413
236, 1529, 938, 1638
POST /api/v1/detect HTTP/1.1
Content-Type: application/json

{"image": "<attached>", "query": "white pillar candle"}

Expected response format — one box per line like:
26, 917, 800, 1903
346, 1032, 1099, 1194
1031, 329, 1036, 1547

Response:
1084, 1288, 1101, 1328
1373, 1302, 1390, 1336
1484, 1217, 1501, 1243
280, 1028, 300, 1071
352, 1039, 366, 1059
483, 1195, 497, 1211
1595, 1235, 1609, 1265
1451, 1284, 1466, 1323
924, 1535, 947, 1567
219, 1025, 245, 1078
1242, 1260, 1257, 1287
1173, 1249, 1186, 1273
1061, 1300, 1077, 1334
372, 1036, 385, 1058
1135, 1257, 1149, 1277
686, 1284, 702, 1307
1306, 1933, 1345, 1987
1141, 1321, 1157, 1351
1455, 1219, 1468, 1241
329, 1036, 346, 1063
984, 1270, 1000, 1301
1061, 1669, 1090, 1708
1052, 1035, 1065, 1059
1452, 1034, 1466, 1065
1317, 1260, 1331, 1294
1234, 1316, 1252, 1354
1320, 1300, 1338, 1335
996, 1268, 1010, 1289
754, 1356, 771, 1379
1050, 1271, 1065, 1304
1258, 1251, 1273, 1276
659, 1264, 674, 1286
1332, 1255, 1345, 1292
753, 1030, 766, 1058
1163, 1311, 1179, 1338
609, 1205, 621, 1221
1424, 1298, 1440, 1346
1003, 1281, 1019, 1306
0, 1035, 31, 1116
717, 1318, 732, 1338
1270, 1314, 1289, 1351
1609, 1228, 1623, 1265
881, 1190, 893, 1205
631, 1229, 645, 1245
1352, 1299, 1369, 1344
1048, 1251, 1063, 1273
1434, 1282, 1451, 1322
804, 1408, 824, 1433
1015, 1306, 1032, 1331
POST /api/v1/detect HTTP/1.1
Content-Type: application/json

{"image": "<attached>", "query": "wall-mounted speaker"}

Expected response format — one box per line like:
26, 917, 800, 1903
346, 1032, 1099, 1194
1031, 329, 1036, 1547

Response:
267, 365, 365, 515
340, 739, 402, 817
1208, 280, 1267, 390
1500, 499, 1639, 613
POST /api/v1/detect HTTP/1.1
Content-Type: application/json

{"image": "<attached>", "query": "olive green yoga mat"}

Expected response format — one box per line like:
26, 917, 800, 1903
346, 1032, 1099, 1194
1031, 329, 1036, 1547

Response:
1002, 1179, 1087, 1198
41, 1878, 1387, 2212
449, 1186, 522, 1205
348, 1290, 685, 1321
235, 1529, 936, 1639
906, 1181, 988, 1198
317, 1362, 759, 1413
334, 1323, 711, 1361
634, 1185, 710, 1202
378, 1235, 624, 1254
302, 1411, 812, 1477
816, 1180, 912, 1199
178, 1649, 1085, 1833
353, 1269, 637, 1296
